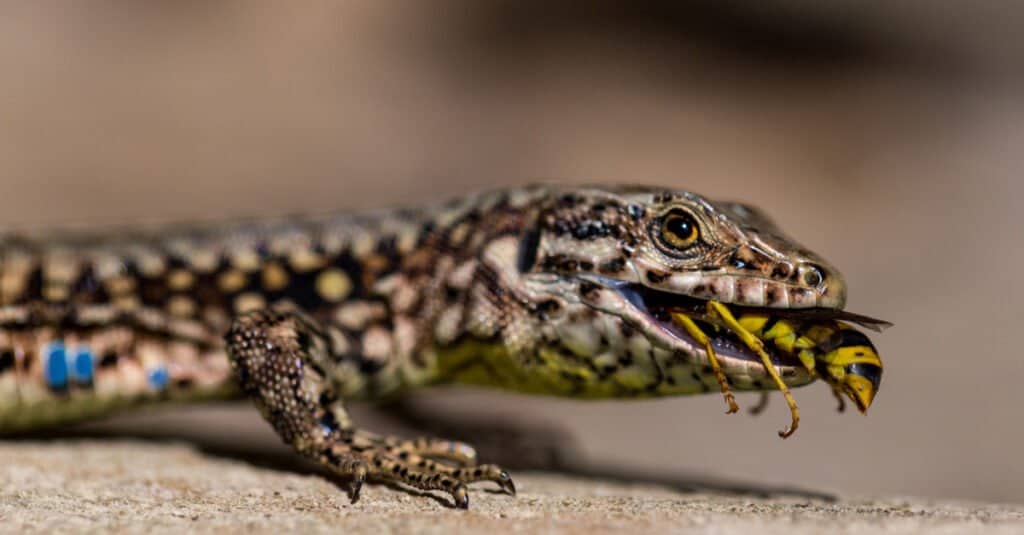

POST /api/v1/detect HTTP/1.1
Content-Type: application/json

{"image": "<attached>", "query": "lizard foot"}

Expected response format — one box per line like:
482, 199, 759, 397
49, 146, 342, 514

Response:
225, 305, 514, 509
357, 436, 516, 504
340, 430, 516, 505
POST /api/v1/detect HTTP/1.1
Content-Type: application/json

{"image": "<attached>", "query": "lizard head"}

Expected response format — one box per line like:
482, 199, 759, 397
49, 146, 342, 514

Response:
486, 185, 883, 406
520, 185, 846, 310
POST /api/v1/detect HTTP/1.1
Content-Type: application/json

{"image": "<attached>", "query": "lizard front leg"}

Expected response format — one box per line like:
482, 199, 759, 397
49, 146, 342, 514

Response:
224, 306, 514, 509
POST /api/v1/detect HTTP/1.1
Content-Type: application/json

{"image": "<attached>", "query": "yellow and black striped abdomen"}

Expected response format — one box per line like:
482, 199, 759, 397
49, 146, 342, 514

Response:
735, 311, 883, 412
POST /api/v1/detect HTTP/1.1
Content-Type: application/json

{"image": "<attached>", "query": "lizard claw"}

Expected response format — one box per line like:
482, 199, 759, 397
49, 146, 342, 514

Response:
349, 472, 366, 503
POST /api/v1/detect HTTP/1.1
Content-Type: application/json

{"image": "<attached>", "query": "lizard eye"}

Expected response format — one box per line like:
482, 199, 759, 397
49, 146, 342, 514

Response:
658, 209, 700, 250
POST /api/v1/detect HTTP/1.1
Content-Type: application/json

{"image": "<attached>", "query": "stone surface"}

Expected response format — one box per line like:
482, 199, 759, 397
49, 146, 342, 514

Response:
2, 440, 1022, 535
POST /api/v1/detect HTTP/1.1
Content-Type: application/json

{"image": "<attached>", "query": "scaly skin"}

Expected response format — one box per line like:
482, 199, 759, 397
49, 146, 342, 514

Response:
0, 184, 877, 508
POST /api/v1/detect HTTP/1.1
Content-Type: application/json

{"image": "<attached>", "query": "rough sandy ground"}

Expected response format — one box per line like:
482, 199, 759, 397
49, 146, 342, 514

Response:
2, 441, 1021, 535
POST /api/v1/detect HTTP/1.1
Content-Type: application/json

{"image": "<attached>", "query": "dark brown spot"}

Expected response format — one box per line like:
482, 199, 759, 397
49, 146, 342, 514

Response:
572, 221, 610, 240
559, 194, 580, 206
551, 220, 571, 236
646, 270, 669, 284
98, 351, 119, 368
0, 349, 14, 373
579, 281, 601, 300
600, 257, 626, 274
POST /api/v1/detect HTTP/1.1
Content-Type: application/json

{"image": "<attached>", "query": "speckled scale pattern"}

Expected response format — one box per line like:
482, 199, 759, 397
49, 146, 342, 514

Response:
0, 184, 848, 507
0, 191, 509, 418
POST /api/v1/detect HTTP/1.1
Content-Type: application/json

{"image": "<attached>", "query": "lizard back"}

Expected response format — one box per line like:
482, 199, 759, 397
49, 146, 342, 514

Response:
0, 188, 537, 429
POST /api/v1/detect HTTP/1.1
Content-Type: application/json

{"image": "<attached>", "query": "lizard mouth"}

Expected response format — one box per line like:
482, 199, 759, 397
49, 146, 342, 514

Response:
585, 276, 889, 370
606, 280, 804, 368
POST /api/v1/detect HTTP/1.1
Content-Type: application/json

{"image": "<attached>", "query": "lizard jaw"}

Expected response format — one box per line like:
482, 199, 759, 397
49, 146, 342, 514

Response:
613, 281, 804, 368
574, 274, 806, 372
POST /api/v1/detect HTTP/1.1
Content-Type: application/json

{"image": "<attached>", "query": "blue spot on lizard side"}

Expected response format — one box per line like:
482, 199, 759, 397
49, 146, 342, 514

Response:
43, 341, 68, 391
147, 365, 169, 390
72, 346, 95, 384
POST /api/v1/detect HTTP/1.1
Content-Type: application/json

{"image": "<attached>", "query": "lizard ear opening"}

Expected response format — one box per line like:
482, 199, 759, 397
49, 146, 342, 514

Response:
517, 223, 541, 273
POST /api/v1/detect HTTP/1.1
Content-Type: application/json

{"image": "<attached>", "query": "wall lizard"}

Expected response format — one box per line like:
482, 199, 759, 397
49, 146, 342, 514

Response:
0, 184, 885, 508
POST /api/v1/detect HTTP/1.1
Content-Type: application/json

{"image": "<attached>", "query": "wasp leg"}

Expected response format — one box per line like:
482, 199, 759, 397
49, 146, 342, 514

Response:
830, 386, 847, 413
748, 391, 770, 415
225, 306, 514, 509
706, 301, 800, 438
670, 312, 739, 414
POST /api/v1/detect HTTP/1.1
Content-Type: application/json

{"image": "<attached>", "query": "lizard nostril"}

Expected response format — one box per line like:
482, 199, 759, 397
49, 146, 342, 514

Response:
799, 263, 825, 288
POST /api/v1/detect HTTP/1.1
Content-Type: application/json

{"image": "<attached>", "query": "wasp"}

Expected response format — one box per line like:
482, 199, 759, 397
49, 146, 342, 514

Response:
671, 301, 888, 438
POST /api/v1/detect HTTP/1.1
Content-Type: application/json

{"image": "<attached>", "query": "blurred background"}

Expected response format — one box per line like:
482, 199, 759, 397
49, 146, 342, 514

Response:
1, 1, 1021, 503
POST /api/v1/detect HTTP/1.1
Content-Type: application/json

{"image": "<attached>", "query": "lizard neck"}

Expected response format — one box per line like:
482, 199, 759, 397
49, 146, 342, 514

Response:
320, 187, 551, 398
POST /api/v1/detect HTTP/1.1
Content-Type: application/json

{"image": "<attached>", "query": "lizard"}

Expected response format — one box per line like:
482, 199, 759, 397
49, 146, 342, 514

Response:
0, 184, 886, 509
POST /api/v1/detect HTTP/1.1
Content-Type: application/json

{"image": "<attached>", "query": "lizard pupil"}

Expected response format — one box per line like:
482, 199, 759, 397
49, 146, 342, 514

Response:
667, 217, 692, 238
660, 211, 699, 249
